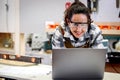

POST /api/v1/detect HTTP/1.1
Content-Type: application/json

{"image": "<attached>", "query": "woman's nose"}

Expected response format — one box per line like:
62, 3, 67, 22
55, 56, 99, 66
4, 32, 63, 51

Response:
76, 27, 86, 33
76, 26, 82, 31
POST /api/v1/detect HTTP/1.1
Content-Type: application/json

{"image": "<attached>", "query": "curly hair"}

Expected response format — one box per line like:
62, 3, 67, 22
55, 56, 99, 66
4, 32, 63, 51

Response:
64, 0, 92, 33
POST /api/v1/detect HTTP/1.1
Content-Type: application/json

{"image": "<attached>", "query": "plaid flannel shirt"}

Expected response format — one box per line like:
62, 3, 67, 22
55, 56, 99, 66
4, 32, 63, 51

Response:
52, 22, 104, 49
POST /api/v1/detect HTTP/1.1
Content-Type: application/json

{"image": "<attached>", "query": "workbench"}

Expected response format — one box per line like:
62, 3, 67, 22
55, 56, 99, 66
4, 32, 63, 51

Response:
0, 63, 120, 80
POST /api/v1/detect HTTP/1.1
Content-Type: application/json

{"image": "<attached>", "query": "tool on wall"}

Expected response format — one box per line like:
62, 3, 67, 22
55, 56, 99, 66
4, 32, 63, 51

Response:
116, 0, 119, 8
116, 0, 120, 18
5, 0, 9, 32
87, 0, 98, 13
92, 0, 98, 12
87, 0, 92, 13
65, 1, 71, 9
118, 12, 120, 18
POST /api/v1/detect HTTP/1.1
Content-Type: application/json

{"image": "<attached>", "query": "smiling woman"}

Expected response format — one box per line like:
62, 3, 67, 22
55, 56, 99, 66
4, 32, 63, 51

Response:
51, 0, 104, 49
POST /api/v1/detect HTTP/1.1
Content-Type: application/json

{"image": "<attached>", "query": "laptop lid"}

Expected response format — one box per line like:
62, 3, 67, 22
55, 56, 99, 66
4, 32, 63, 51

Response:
52, 48, 107, 79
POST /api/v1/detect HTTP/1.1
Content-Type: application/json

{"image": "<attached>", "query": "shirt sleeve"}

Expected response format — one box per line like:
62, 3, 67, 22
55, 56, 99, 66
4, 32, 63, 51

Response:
51, 27, 65, 49
92, 32, 105, 48
90, 23, 105, 48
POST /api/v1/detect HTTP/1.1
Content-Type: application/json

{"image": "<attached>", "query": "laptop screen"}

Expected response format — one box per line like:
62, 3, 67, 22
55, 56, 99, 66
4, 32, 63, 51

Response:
52, 48, 107, 79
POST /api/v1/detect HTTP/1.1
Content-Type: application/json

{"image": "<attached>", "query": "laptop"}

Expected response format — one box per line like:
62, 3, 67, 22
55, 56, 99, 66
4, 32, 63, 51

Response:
52, 48, 107, 80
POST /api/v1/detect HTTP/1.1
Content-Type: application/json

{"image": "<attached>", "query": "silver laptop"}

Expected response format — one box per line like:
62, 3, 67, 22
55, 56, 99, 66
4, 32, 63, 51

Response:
52, 48, 107, 80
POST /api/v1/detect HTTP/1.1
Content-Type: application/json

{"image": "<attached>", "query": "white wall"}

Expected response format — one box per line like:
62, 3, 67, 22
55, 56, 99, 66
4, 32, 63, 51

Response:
90, 0, 120, 22
0, 0, 17, 32
0, 0, 7, 32
78, 0, 120, 22
8, 0, 16, 32
20, 0, 120, 34
20, 0, 74, 34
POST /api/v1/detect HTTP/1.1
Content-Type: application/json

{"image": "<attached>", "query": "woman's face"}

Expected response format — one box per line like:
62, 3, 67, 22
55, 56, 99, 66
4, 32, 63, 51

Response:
68, 14, 88, 38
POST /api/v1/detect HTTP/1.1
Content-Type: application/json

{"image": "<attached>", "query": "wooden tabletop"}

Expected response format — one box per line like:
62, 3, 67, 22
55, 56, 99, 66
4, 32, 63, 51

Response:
105, 62, 120, 73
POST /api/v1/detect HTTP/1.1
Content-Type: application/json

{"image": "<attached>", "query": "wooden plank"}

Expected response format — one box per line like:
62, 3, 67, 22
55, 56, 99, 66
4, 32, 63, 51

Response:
111, 63, 120, 73
105, 63, 120, 73
94, 22, 120, 36
0, 59, 36, 66
0, 54, 42, 64
95, 22, 120, 26
105, 63, 117, 73
102, 30, 120, 36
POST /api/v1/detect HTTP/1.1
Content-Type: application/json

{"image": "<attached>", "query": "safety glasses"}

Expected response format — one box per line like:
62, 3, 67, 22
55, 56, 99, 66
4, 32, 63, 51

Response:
69, 20, 89, 28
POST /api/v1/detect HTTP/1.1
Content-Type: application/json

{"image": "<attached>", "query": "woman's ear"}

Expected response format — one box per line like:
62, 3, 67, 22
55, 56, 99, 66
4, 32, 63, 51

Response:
66, 19, 70, 25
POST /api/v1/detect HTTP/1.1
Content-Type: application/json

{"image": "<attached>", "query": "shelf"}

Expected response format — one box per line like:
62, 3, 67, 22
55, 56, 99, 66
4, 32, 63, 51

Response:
95, 22, 120, 36
0, 48, 14, 54
95, 22, 120, 26
102, 30, 120, 36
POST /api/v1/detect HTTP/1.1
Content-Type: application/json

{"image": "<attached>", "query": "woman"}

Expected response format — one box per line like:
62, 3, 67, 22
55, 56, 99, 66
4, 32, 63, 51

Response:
52, 0, 104, 49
